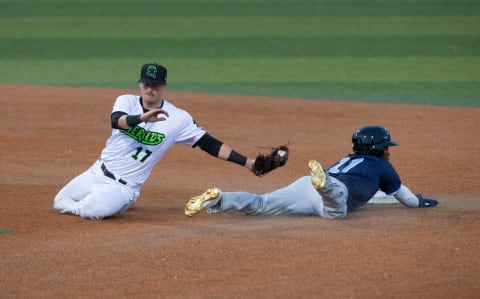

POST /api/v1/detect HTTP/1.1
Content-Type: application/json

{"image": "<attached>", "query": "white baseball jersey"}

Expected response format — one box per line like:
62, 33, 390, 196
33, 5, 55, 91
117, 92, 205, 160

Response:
53, 94, 207, 219
101, 94, 206, 184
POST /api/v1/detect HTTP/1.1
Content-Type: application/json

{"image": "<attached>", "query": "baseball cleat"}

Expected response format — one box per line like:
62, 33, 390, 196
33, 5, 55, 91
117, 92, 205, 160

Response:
185, 188, 221, 217
308, 160, 326, 190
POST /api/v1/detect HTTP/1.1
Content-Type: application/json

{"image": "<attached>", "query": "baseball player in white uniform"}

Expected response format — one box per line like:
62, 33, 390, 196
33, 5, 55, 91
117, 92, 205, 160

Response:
53, 63, 259, 220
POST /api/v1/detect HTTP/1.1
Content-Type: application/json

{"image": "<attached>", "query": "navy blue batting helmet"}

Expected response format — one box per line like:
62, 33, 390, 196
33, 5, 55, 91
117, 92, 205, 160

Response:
352, 126, 398, 156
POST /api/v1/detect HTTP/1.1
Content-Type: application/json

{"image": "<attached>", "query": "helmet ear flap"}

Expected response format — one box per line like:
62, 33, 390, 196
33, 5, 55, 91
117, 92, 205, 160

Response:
352, 139, 369, 155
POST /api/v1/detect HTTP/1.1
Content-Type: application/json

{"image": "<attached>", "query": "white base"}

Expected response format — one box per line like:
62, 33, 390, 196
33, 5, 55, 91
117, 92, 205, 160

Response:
368, 191, 398, 204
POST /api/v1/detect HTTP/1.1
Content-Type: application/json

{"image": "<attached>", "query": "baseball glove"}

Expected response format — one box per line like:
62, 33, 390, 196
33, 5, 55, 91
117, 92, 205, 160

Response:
253, 145, 289, 176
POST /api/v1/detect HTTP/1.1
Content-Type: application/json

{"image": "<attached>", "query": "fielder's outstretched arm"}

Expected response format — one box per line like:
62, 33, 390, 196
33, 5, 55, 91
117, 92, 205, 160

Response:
194, 133, 255, 172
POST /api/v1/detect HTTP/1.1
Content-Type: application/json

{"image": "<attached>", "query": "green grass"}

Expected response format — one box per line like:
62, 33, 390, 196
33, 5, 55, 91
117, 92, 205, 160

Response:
0, 229, 14, 234
1, 0, 479, 107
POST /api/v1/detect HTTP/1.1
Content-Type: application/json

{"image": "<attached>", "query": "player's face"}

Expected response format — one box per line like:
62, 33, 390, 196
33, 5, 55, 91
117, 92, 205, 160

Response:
382, 147, 390, 161
139, 82, 166, 103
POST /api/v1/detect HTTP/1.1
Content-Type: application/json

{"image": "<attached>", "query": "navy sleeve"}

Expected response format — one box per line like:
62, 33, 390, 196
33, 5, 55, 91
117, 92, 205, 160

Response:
379, 162, 401, 195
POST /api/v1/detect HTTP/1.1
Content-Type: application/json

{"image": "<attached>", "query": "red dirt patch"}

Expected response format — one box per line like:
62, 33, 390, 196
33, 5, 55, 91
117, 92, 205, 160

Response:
1, 85, 479, 298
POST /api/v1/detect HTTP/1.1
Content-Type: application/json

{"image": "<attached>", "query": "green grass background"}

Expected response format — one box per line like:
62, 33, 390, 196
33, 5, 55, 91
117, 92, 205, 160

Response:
1, 0, 479, 106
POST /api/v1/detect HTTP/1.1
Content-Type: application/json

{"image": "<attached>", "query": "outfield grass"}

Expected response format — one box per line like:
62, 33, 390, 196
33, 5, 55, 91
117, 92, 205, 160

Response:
1, 0, 479, 106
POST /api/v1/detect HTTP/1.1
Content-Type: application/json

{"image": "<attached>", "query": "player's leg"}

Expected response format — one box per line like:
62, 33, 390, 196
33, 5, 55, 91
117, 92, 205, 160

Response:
186, 175, 333, 217
54, 163, 138, 219
186, 187, 284, 216
309, 160, 347, 219
208, 191, 265, 214
210, 176, 323, 216
185, 188, 264, 216
75, 181, 137, 220
53, 166, 98, 213
320, 177, 348, 219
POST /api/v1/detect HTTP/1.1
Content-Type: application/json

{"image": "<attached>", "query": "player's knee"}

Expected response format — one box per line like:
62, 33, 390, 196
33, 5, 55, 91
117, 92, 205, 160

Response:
323, 206, 347, 219
53, 194, 65, 209
53, 197, 78, 215
327, 211, 347, 220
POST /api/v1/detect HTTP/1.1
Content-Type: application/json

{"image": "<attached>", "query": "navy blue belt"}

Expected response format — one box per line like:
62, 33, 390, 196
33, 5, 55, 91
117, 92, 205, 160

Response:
101, 163, 127, 185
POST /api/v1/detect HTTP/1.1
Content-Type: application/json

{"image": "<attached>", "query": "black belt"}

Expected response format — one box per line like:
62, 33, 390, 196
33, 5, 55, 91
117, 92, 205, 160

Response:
101, 163, 127, 185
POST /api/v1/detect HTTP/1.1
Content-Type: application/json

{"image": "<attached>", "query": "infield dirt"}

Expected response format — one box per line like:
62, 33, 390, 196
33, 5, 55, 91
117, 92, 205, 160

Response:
1, 85, 479, 298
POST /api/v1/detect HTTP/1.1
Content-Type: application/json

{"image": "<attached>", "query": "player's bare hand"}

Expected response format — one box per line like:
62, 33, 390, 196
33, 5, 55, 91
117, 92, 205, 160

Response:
141, 109, 169, 122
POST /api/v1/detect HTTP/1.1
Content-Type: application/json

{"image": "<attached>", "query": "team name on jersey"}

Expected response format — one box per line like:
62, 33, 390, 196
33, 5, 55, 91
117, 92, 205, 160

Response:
120, 126, 165, 145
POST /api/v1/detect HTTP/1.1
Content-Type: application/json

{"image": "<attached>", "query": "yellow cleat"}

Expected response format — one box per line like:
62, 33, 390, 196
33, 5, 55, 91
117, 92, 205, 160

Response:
185, 188, 221, 217
308, 160, 326, 190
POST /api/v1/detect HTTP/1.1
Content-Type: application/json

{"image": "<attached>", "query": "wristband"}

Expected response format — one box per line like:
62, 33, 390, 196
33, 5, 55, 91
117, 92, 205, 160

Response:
126, 114, 142, 127
227, 150, 247, 166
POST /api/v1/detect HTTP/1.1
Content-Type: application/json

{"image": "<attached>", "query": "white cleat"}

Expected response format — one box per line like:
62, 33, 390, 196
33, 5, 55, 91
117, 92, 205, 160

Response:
308, 160, 326, 190
185, 188, 221, 217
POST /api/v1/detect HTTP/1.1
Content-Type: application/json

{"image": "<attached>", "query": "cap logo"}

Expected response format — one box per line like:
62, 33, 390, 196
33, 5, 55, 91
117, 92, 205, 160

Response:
145, 65, 157, 79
